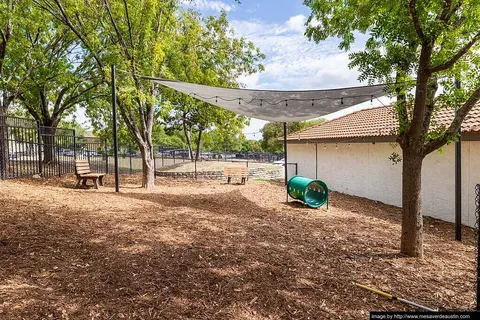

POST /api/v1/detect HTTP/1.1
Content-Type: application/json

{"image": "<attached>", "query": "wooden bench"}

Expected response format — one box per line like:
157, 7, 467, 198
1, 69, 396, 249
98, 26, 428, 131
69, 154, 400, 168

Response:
74, 160, 106, 189
224, 166, 248, 185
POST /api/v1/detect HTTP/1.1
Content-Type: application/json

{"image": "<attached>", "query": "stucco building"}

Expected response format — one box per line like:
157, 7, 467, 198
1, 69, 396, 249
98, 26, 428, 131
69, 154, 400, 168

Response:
286, 105, 480, 227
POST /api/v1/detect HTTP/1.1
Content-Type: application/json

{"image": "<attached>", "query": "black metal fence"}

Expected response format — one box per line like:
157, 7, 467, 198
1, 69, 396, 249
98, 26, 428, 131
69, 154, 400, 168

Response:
0, 115, 284, 180
0, 115, 108, 179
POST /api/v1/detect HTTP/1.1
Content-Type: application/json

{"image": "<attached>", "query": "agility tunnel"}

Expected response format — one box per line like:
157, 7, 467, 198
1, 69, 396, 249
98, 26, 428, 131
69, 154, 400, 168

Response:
287, 176, 329, 209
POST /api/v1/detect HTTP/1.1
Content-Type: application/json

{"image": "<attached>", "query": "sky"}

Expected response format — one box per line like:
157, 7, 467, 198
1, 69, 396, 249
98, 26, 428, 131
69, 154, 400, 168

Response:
180, 0, 393, 140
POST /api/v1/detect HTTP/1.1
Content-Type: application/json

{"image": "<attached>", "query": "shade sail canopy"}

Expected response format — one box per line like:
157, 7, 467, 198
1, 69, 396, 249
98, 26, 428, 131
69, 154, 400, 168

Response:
146, 75, 387, 122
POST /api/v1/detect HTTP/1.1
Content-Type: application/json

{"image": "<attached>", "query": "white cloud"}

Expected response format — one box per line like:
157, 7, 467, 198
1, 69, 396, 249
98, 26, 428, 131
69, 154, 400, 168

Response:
231, 15, 380, 137
181, 0, 234, 12
237, 72, 260, 88
285, 14, 307, 33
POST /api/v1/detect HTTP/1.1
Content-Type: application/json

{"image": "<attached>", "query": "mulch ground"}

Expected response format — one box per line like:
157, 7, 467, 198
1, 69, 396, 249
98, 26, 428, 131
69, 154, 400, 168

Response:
0, 174, 476, 319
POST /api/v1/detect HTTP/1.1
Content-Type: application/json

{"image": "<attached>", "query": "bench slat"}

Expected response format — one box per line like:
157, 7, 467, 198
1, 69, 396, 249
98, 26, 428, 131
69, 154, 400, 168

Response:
224, 167, 248, 176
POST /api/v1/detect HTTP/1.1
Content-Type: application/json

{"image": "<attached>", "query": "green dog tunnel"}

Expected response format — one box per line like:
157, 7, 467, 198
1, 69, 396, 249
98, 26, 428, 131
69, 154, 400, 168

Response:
287, 176, 329, 209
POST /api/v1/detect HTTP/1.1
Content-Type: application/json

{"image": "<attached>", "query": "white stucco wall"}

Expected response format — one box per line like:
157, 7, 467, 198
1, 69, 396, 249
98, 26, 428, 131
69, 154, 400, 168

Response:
288, 141, 480, 227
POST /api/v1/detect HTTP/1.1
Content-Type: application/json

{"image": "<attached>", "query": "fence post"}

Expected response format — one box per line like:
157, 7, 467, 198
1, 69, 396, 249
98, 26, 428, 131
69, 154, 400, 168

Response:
36, 121, 42, 176
57, 142, 61, 177
105, 140, 109, 174
0, 115, 7, 180
161, 148, 164, 167
153, 153, 156, 174
129, 144, 133, 175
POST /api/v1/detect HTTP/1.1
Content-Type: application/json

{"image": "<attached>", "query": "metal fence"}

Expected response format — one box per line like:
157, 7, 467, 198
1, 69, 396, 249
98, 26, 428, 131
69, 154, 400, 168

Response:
0, 115, 284, 180
110, 145, 284, 174
0, 115, 108, 179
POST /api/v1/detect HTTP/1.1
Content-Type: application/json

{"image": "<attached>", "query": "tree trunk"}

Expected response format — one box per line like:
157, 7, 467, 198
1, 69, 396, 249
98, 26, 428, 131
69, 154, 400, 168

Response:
42, 126, 57, 164
400, 148, 425, 258
182, 119, 194, 161
139, 143, 155, 190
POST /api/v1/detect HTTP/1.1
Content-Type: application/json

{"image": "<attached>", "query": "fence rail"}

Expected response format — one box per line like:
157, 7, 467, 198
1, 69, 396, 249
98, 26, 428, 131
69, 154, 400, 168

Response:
0, 115, 284, 180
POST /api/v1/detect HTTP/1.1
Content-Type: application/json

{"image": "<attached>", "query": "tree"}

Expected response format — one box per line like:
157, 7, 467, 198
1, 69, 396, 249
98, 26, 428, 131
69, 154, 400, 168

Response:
201, 128, 245, 152
305, 0, 480, 257
241, 139, 262, 153
261, 120, 324, 152
17, 18, 101, 164
162, 11, 263, 160
36, 0, 179, 189
0, 0, 43, 114
0, 1, 49, 177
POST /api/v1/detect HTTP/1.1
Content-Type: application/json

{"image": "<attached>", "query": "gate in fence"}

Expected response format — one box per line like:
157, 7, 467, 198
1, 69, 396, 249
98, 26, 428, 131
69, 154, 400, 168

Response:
0, 115, 107, 180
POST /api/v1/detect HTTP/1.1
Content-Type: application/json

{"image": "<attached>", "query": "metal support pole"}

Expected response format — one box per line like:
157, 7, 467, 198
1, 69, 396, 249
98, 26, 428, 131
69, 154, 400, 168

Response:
315, 143, 318, 179
112, 65, 120, 192
284, 122, 288, 202
455, 78, 462, 241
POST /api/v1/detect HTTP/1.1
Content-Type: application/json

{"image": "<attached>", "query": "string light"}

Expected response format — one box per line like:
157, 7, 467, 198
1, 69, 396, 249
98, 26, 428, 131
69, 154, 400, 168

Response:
341, 98, 344, 105
312, 99, 314, 106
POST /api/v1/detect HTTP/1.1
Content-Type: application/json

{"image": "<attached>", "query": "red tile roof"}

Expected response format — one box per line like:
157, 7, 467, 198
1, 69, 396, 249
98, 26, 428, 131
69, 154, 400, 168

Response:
286, 105, 480, 142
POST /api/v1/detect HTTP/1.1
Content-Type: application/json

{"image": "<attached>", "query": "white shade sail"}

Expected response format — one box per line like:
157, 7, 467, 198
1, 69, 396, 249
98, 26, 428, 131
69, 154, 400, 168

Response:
143, 75, 388, 122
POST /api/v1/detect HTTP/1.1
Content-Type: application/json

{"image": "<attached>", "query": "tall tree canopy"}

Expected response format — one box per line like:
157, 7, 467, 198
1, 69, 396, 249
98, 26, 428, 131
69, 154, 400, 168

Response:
162, 11, 263, 160
36, 0, 182, 189
305, 0, 480, 257
36, 0, 264, 189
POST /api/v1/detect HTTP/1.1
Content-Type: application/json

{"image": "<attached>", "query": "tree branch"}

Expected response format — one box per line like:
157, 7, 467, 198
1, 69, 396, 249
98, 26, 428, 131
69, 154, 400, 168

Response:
437, 0, 453, 23
429, 32, 480, 73
37, 0, 105, 72
103, 0, 132, 60
421, 76, 438, 136
423, 85, 480, 155
122, 0, 135, 50
409, 0, 426, 42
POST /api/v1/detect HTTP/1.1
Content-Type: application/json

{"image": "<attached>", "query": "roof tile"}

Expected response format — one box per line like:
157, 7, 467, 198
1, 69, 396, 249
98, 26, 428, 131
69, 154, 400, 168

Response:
286, 105, 480, 141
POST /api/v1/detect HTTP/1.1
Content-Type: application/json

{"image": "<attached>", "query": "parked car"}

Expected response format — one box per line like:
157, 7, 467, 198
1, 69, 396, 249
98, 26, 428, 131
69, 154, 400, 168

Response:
83, 150, 101, 157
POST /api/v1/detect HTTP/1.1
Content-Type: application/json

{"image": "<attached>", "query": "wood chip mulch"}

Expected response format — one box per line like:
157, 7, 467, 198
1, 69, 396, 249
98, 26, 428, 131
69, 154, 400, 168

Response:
0, 174, 476, 319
